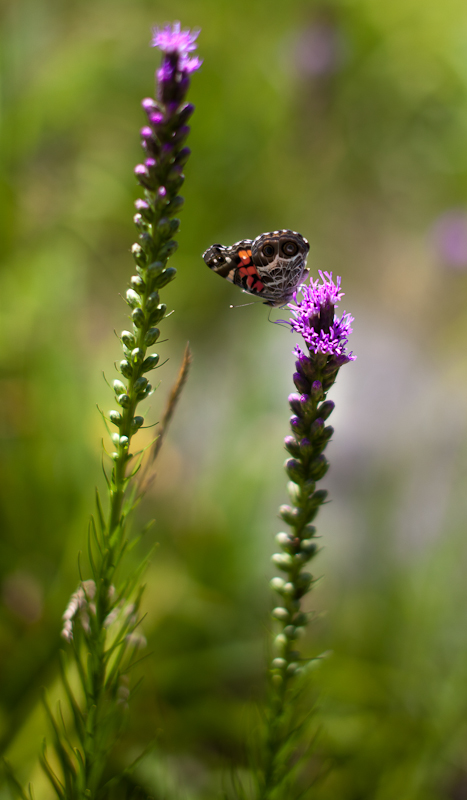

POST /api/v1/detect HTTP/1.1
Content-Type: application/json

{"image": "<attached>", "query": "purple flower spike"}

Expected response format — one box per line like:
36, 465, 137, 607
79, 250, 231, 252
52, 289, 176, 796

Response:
151, 21, 202, 108
287, 271, 355, 363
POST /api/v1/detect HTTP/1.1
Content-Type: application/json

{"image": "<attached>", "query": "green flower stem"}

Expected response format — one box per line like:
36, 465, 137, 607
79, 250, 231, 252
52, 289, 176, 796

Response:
261, 357, 340, 799
43, 26, 201, 796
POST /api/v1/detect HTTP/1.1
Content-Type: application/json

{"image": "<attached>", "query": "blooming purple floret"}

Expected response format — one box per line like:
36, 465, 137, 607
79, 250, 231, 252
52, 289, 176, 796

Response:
152, 21, 199, 55
287, 270, 355, 362
152, 21, 202, 88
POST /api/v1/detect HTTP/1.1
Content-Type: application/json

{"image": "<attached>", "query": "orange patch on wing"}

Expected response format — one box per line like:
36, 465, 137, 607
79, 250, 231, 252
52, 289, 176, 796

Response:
238, 267, 249, 277
239, 249, 252, 264
246, 276, 255, 288
254, 281, 264, 292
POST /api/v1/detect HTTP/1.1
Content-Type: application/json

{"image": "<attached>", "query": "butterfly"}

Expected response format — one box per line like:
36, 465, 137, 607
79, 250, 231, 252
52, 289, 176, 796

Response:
202, 230, 310, 307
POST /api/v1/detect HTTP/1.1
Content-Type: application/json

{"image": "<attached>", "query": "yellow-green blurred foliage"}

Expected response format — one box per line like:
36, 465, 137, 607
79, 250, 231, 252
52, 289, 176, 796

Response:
2, 0, 467, 797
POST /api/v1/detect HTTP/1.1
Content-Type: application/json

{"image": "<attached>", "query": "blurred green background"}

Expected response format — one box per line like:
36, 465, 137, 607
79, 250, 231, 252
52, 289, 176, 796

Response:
2, 0, 467, 797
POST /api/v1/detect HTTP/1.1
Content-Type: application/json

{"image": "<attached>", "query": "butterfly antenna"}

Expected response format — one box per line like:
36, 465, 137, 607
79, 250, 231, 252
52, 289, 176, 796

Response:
229, 301, 261, 309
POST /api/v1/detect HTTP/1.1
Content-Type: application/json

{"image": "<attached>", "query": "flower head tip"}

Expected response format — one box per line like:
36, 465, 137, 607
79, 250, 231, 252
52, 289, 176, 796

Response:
287, 271, 355, 362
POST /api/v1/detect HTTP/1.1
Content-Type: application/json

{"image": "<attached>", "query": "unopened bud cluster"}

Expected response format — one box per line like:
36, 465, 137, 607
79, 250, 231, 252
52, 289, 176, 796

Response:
270, 274, 355, 689
270, 367, 334, 684
107, 46, 197, 539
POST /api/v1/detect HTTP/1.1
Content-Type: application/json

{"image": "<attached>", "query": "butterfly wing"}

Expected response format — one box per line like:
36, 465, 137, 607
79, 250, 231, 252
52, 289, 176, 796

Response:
203, 240, 254, 283
251, 231, 310, 306
203, 230, 309, 307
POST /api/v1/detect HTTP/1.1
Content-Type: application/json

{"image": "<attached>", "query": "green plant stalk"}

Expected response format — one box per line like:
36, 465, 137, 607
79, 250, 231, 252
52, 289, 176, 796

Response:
41, 23, 201, 795
261, 355, 341, 799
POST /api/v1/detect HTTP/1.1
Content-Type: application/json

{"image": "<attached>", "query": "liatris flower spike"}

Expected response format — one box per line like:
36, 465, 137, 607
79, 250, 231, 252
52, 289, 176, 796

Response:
262, 272, 355, 797
38, 24, 201, 800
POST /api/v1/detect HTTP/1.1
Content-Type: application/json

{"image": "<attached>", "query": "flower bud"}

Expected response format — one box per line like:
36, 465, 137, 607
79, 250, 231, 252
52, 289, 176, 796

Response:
158, 240, 178, 259
119, 435, 129, 448
142, 354, 160, 372
144, 327, 160, 346
311, 380, 324, 402
288, 393, 302, 415
119, 360, 133, 378
284, 625, 298, 640
272, 553, 293, 571
149, 111, 164, 126
132, 308, 145, 328
270, 577, 285, 593
153, 267, 176, 288
175, 146, 191, 166
279, 505, 299, 525
272, 607, 289, 621
141, 97, 158, 113
293, 372, 309, 394
117, 394, 131, 408
283, 582, 295, 596
289, 416, 303, 433
156, 217, 172, 237
300, 539, 318, 555
167, 166, 184, 189
131, 348, 144, 365
309, 418, 325, 438
134, 377, 148, 396
139, 382, 152, 399
168, 218, 180, 235
271, 657, 287, 670
287, 481, 300, 504
285, 458, 303, 482
135, 197, 150, 211
302, 524, 316, 538
155, 186, 167, 209
307, 455, 329, 480
131, 243, 145, 266
166, 196, 184, 215
111, 433, 120, 445
177, 103, 195, 125
275, 532, 293, 549
274, 634, 287, 653
113, 379, 126, 395
322, 425, 334, 443
305, 490, 328, 515
138, 232, 153, 250
299, 438, 311, 452
109, 410, 122, 426
317, 400, 335, 420
121, 330, 136, 348
126, 289, 141, 308
284, 436, 300, 457
296, 573, 313, 591
131, 416, 144, 433
134, 164, 148, 178
150, 304, 167, 324
146, 292, 160, 312
147, 261, 165, 278
131, 275, 145, 292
